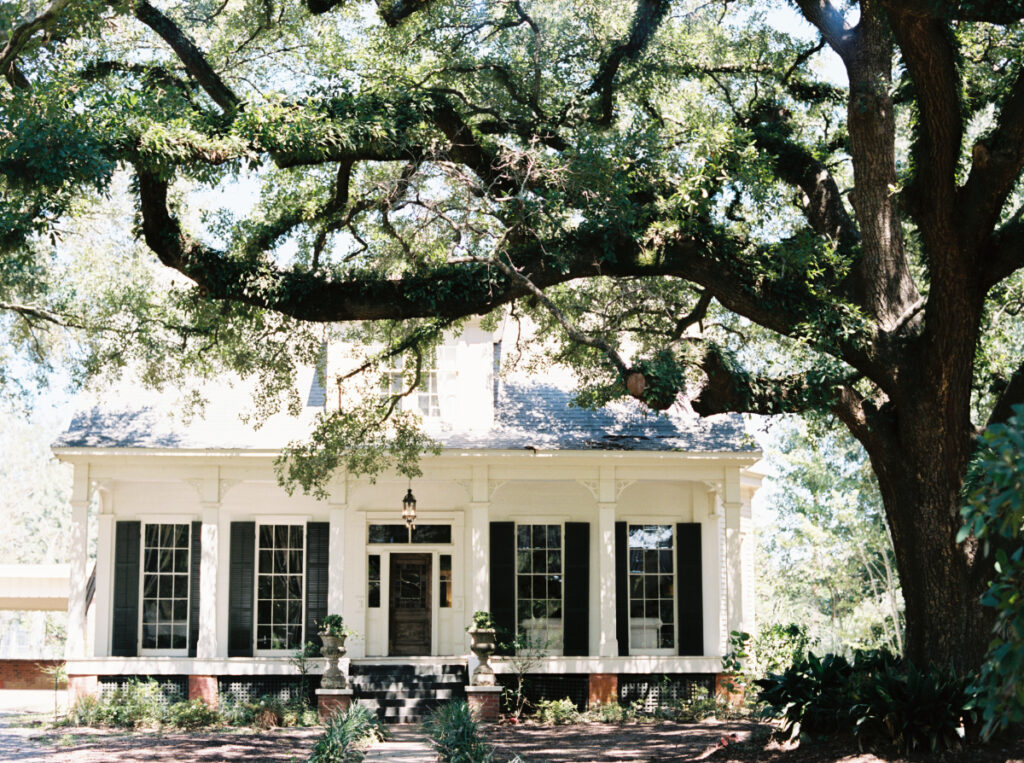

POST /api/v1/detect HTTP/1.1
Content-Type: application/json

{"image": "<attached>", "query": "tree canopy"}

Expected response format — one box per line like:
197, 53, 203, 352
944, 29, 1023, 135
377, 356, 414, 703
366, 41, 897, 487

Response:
3, 0, 1024, 674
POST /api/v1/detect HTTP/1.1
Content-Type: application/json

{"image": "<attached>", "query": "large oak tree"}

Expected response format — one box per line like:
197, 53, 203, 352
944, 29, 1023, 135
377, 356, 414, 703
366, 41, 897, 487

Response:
3, 0, 1024, 672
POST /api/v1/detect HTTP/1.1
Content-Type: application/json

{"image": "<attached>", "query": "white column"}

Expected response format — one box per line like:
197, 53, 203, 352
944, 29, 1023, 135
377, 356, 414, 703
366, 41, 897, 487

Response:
93, 513, 114, 657
696, 489, 722, 657
724, 501, 743, 639
67, 462, 91, 660
215, 509, 232, 657
468, 502, 490, 616
328, 506, 346, 617
597, 502, 617, 657
198, 505, 220, 659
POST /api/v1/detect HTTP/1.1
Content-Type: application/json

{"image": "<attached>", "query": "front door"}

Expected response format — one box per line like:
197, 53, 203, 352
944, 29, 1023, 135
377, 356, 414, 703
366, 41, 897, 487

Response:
389, 553, 431, 656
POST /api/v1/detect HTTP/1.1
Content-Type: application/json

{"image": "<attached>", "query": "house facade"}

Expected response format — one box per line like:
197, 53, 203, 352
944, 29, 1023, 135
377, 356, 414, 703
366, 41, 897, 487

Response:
55, 322, 760, 713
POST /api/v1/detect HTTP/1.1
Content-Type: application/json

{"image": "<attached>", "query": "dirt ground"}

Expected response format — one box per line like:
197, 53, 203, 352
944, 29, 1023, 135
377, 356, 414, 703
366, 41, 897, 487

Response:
2, 715, 1022, 762
484, 719, 1024, 763
0, 722, 320, 762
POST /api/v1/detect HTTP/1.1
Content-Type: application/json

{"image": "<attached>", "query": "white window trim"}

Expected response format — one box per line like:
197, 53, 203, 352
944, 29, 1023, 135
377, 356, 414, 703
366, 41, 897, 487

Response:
138, 520, 191, 657
253, 519, 307, 656
624, 520, 678, 657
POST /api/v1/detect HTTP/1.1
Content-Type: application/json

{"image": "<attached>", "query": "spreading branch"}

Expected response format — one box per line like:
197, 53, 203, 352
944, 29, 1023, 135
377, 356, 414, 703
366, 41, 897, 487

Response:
0, 0, 74, 90
134, 0, 240, 114
587, 0, 670, 125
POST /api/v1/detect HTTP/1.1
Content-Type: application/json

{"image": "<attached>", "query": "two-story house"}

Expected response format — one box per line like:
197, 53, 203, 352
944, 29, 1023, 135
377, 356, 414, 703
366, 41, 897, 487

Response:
54, 320, 760, 720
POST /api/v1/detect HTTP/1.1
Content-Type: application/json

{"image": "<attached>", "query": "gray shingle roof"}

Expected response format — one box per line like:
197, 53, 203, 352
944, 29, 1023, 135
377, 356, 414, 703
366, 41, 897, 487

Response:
54, 372, 751, 453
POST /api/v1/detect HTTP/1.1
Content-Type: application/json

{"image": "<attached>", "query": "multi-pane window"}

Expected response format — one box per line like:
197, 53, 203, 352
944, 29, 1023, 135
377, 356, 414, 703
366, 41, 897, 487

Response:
516, 524, 562, 648
368, 524, 452, 544
439, 555, 452, 607
256, 525, 304, 650
628, 524, 675, 650
383, 356, 439, 417
141, 524, 190, 651
368, 554, 381, 608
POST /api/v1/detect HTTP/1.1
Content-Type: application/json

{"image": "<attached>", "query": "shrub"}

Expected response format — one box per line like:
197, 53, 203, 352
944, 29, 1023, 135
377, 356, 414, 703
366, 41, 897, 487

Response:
166, 698, 221, 729
585, 701, 633, 723
219, 694, 256, 726
674, 686, 726, 722
250, 694, 285, 729
423, 700, 493, 763
534, 698, 579, 725
98, 679, 170, 727
757, 651, 977, 754
308, 705, 385, 763
853, 660, 977, 754
754, 623, 809, 677
64, 695, 102, 727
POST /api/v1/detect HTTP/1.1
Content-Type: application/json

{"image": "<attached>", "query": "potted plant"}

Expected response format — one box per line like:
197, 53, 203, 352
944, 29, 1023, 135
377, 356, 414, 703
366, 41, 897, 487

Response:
467, 611, 497, 686
318, 614, 354, 689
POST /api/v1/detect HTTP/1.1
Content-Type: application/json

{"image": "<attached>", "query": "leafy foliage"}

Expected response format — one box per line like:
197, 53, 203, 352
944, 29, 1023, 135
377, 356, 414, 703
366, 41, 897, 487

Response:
960, 404, 1024, 738
533, 698, 580, 725
307, 704, 386, 763
757, 651, 978, 755
422, 700, 493, 763
753, 623, 809, 677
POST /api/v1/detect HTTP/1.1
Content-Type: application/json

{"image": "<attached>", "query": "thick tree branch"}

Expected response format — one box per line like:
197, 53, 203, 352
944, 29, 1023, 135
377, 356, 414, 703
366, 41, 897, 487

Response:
747, 104, 859, 250
987, 358, 1024, 429
981, 212, 1024, 288
882, 3, 962, 248
842, 2, 920, 327
792, 0, 856, 62
587, 0, 670, 125
961, 64, 1024, 249
691, 344, 860, 416
0, 0, 74, 90
134, 0, 240, 114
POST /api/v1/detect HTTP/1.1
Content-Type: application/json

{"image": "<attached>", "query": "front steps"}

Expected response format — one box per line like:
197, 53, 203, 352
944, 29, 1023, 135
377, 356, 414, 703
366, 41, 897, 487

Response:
349, 661, 469, 723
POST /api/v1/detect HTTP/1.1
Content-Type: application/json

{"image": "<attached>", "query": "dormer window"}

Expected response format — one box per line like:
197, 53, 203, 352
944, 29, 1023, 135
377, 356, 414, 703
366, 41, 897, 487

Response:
383, 355, 439, 418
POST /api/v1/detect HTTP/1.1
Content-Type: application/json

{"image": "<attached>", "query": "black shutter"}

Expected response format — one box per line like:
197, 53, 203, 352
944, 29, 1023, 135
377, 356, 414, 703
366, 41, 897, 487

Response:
305, 522, 330, 649
111, 521, 140, 657
676, 523, 703, 656
489, 522, 515, 655
188, 521, 201, 657
563, 522, 590, 656
228, 521, 255, 657
615, 521, 629, 656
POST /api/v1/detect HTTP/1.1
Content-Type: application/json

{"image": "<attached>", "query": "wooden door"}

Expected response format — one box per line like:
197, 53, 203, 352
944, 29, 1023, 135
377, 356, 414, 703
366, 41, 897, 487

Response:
389, 553, 431, 656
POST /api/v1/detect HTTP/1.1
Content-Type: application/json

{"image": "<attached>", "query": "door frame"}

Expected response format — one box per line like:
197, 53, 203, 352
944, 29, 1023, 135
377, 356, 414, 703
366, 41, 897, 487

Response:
388, 552, 433, 656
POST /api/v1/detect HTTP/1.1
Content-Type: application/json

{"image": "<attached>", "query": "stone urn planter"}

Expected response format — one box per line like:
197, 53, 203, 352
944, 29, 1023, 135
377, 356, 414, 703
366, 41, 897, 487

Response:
468, 627, 497, 686
319, 631, 348, 690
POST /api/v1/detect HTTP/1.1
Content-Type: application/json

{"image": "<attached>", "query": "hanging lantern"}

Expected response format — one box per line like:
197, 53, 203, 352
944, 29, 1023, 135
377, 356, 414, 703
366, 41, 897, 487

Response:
402, 487, 417, 530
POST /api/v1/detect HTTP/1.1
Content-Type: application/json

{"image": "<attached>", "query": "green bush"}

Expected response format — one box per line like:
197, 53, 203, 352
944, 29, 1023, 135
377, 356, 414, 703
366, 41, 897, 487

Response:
101, 679, 171, 727
166, 698, 221, 729
960, 404, 1024, 738
423, 700, 493, 763
250, 694, 286, 729
219, 693, 256, 726
853, 660, 977, 754
64, 695, 102, 726
754, 623, 809, 677
534, 697, 579, 725
585, 701, 639, 723
757, 651, 977, 754
674, 686, 726, 722
308, 705, 385, 763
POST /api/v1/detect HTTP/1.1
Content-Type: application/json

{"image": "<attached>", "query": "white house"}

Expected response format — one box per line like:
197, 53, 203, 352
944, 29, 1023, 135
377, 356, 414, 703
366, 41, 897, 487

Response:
54, 321, 760, 719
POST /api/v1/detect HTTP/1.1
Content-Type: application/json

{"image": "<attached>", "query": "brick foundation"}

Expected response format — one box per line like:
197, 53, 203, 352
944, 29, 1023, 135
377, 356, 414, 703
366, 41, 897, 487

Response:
714, 674, 746, 706
316, 688, 353, 722
188, 675, 219, 708
465, 686, 502, 723
0, 659, 66, 691
68, 674, 98, 702
587, 673, 618, 707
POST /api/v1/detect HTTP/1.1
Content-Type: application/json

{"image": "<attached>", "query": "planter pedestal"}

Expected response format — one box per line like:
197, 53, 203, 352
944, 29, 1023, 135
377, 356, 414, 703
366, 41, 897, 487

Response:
465, 685, 502, 723
316, 688, 354, 722
319, 633, 348, 689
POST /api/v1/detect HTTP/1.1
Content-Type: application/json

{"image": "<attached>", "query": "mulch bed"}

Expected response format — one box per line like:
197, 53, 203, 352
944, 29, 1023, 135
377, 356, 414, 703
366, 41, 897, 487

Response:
484, 719, 1024, 763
